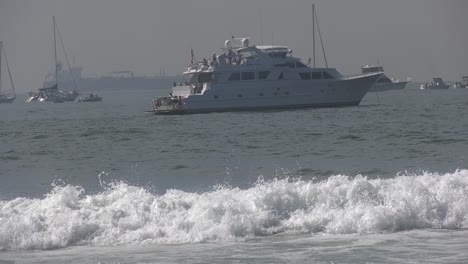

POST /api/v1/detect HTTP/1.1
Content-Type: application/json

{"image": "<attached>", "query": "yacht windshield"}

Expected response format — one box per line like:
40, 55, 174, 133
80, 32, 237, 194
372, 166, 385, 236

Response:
238, 50, 258, 60
262, 47, 289, 58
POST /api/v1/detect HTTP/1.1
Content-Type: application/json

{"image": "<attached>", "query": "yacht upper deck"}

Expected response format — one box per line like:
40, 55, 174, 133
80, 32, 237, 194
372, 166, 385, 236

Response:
184, 38, 338, 77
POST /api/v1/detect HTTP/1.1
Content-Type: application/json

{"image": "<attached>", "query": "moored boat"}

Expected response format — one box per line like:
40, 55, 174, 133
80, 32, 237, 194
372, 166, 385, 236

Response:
0, 41, 16, 104
151, 5, 382, 115
361, 65, 409, 92
26, 16, 79, 103
151, 42, 381, 114
420, 77, 450, 90
454, 76, 468, 89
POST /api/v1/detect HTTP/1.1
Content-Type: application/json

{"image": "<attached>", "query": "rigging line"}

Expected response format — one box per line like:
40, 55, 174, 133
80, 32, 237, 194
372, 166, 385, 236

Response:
375, 91, 381, 105
259, 10, 264, 47
56, 23, 79, 91
312, 4, 315, 68
2, 43, 16, 96
314, 7, 328, 68
53, 16, 58, 86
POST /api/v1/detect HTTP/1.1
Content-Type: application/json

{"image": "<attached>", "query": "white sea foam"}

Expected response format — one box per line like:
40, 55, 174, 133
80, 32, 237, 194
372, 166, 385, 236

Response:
1, 170, 468, 251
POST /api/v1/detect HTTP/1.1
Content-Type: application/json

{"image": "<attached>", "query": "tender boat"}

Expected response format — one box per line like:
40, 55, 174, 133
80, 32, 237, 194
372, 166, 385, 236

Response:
78, 93, 102, 102
420, 78, 451, 90
151, 37, 382, 114
362, 65, 409, 92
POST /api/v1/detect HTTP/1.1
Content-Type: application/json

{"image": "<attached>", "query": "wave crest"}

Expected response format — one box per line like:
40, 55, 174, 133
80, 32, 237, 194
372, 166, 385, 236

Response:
1, 170, 468, 250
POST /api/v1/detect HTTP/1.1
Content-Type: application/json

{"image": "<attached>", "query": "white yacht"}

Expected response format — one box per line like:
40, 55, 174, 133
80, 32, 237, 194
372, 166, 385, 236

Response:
420, 77, 450, 90
151, 38, 382, 114
362, 65, 408, 92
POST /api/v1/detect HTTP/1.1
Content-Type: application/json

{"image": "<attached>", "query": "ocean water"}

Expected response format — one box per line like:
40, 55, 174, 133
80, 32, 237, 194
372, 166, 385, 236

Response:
1, 86, 468, 263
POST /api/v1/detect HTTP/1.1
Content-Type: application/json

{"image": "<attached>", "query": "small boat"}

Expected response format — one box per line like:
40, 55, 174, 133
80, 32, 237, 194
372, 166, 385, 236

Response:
26, 91, 39, 103
27, 16, 79, 103
78, 93, 102, 102
150, 5, 382, 114
454, 76, 468, 89
361, 65, 409, 92
0, 41, 16, 104
420, 77, 450, 90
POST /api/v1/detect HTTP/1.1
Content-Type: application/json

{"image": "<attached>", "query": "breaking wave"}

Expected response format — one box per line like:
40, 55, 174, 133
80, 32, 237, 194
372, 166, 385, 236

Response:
1, 170, 468, 251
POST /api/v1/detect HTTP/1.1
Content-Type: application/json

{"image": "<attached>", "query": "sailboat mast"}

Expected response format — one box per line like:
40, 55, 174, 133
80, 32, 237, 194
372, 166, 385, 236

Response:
315, 6, 328, 68
53, 16, 58, 86
0, 41, 2, 92
312, 4, 315, 68
3, 43, 16, 96
57, 23, 79, 91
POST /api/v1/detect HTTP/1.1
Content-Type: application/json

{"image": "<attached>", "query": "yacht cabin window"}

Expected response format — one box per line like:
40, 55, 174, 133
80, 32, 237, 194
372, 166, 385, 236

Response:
228, 72, 241, 81
258, 71, 270, 79
311, 72, 322, 79
322, 72, 334, 79
241, 72, 255, 80
228, 71, 282, 81
197, 73, 213, 83
299, 72, 311, 80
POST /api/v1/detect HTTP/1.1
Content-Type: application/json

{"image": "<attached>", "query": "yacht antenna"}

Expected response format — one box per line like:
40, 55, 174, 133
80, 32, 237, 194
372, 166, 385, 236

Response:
314, 5, 328, 68
190, 48, 195, 65
259, 10, 264, 46
56, 20, 79, 90
312, 4, 315, 68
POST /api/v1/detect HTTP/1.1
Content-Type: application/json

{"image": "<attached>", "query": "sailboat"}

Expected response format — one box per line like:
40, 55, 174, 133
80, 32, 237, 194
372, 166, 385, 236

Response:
0, 41, 16, 104
27, 16, 79, 103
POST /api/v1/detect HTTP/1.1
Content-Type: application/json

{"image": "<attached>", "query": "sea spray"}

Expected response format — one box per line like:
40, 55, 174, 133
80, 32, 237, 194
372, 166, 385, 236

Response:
1, 170, 467, 251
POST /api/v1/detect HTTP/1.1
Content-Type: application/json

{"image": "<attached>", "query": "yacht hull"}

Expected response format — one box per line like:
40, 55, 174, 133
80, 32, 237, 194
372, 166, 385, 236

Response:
152, 101, 361, 115
424, 85, 450, 90
154, 72, 381, 114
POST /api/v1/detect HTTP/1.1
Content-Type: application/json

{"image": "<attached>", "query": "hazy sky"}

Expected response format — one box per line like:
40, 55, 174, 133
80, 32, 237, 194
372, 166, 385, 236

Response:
1, 0, 467, 92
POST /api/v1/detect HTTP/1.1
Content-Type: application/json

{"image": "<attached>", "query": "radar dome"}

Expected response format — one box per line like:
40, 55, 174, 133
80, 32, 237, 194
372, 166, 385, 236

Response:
225, 40, 232, 49
241, 38, 250, 47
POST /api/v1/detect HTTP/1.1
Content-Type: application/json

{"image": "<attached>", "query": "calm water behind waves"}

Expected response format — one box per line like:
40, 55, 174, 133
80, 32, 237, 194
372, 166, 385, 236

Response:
1, 88, 467, 198
1, 87, 468, 263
